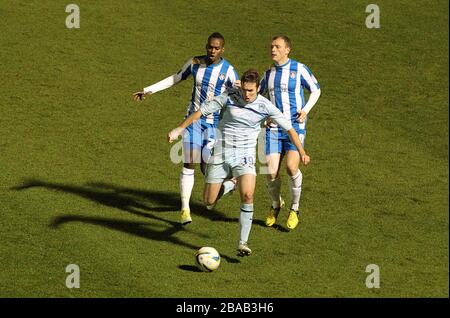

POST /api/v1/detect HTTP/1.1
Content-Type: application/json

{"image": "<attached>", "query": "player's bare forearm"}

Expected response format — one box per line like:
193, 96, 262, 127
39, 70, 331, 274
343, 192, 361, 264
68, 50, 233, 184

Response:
168, 110, 202, 143
180, 110, 202, 129
287, 129, 305, 156
287, 129, 310, 165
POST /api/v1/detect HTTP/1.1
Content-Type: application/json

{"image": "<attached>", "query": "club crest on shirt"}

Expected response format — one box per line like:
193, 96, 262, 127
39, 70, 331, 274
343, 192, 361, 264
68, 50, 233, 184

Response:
258, 104, 266, 112
290, 71, 297, 79
219, 73, 225, 81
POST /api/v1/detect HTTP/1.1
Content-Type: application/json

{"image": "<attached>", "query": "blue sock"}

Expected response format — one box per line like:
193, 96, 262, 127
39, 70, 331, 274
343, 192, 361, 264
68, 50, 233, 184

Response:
239, 203, 254, 244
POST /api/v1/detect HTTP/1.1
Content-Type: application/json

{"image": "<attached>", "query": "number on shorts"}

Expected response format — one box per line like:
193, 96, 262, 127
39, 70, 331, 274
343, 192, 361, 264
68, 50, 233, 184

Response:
242, 156, 255, 167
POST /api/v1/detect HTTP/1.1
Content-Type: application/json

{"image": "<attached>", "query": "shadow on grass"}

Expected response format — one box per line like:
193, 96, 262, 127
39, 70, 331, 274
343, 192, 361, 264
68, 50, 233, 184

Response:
252, 219, 290, 233
11, 179, 238, 223
49, 214, 239, 264
178, 265, 203, 272
11, 179, 241, 264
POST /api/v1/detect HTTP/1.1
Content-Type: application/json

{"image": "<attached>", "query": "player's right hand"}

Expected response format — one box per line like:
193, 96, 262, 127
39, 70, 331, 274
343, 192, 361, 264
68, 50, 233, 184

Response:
133, 91, 147, 101
300, 153, 310, 166
168, 127, 184, 143
296, 110, 307, 123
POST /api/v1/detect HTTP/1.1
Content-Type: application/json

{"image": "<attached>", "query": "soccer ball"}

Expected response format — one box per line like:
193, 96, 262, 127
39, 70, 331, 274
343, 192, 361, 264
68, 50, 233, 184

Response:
195, 247, 221, 272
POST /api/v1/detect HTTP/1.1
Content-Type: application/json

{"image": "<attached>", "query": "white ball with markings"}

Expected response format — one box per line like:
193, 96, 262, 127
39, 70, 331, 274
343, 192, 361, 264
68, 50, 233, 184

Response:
195, 247, 221, 272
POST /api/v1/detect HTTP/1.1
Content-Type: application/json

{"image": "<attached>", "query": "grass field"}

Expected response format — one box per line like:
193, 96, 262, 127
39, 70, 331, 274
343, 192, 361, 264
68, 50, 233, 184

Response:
0, 0, 448, 298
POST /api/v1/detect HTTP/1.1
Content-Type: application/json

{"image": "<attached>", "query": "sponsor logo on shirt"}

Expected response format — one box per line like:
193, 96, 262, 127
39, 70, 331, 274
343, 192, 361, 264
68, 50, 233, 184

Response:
269, 84, 288, 94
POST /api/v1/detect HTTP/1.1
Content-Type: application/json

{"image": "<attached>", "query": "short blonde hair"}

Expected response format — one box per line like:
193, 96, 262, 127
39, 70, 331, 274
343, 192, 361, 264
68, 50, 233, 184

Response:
272, 35, 292, 49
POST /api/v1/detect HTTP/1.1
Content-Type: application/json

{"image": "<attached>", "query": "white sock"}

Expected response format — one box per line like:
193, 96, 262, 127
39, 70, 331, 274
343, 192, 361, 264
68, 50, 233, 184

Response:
289, 170, 303, 211
239, 203, 254, 245
180, 167, 195, 210
266, 177, 281, 208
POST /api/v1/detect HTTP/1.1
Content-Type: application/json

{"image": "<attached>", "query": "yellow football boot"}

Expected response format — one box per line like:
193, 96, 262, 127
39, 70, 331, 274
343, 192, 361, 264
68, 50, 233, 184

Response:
286, 209, 300, 230
265, 198, 285, 227
180, 208, 192, 225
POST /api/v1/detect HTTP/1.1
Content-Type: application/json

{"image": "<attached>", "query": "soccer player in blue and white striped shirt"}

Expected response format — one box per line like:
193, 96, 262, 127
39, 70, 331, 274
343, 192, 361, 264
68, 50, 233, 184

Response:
259, 35, 321, 230
133, 33, 238, 225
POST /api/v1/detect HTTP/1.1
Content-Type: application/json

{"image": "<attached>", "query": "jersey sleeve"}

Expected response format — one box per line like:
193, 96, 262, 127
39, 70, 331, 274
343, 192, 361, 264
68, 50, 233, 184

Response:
225, 66, 239, 88
299, 64, 320, 93
266, 100, 293, 131
299, 64, 321, 114
200, 92, 228, 116
143, 58, 193, 94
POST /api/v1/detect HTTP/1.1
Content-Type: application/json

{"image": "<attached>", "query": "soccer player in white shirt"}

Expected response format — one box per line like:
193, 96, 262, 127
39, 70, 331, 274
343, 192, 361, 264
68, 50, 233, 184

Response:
133, 32, 238, 225
168, 69, 310, 256
259, 35, 321, 230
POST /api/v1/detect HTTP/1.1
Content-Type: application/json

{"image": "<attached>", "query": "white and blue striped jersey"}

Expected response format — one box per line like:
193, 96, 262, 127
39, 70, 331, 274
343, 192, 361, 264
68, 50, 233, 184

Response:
200, 87, 293, 163
260, 58, 320, 133
178, 56, 238, 127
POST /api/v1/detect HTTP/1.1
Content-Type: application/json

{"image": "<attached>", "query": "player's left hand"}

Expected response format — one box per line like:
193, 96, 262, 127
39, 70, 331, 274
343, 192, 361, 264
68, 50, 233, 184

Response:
296, 110, 307, 123
133, 91, 147, 101
300, 153, 310, 165
264, 118, 275, 128
168, 127, 184, 143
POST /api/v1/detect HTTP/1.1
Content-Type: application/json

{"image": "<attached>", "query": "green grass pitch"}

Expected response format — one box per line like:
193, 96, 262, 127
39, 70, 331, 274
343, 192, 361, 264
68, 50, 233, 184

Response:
0, 0, 448, 297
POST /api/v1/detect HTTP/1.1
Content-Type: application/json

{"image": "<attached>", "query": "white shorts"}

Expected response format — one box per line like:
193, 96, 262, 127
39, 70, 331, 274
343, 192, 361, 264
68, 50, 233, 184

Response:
205, 155, 256, 184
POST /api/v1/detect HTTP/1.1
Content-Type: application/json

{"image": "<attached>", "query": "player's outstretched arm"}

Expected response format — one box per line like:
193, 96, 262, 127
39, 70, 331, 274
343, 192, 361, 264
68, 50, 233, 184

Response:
133, 71, 186, 102
167, 110, 202, 143
287, 129, 310, 165
167, 92, 226, 142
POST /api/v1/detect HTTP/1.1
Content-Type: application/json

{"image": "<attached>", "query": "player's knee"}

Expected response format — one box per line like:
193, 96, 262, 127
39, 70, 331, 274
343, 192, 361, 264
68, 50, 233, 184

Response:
266, 161, 279, 175
241, 192, 253, 203
286, 164, 299, 176
203, 192, 216, 206
266, 172, 278, 180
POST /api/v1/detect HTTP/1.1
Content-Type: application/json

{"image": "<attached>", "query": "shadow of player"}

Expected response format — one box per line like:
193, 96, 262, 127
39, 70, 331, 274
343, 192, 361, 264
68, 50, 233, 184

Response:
12, 179, 238, 223
12, 179, 240, 263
